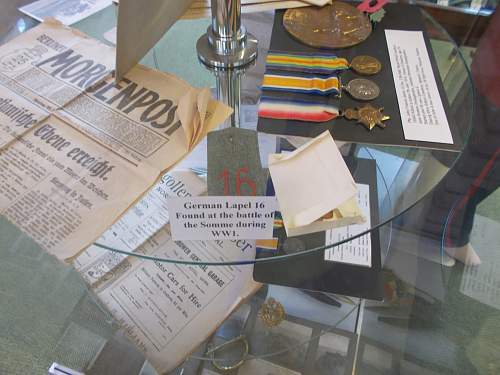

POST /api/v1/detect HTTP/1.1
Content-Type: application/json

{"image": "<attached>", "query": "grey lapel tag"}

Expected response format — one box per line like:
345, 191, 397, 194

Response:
208, 127, 268, 196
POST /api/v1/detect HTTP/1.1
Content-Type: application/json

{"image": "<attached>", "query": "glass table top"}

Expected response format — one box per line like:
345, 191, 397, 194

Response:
68, 3, 473, 266
0, 1, 490, 375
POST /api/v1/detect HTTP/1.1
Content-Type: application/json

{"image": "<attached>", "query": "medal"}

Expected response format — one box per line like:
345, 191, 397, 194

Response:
343, 78, 380, 101
283, 2, 372, 49
341, 104, 390, 130
350, 55, 382, 75
259, 298, 285, 327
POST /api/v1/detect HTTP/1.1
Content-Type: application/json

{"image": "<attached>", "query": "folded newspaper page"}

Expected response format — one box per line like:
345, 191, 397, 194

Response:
74, 169, 261, 373
0, 20, 231, 260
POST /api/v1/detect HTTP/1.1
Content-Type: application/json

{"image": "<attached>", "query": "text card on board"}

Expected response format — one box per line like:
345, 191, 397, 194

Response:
168, 196, 277, 240
385, 29, 453, 144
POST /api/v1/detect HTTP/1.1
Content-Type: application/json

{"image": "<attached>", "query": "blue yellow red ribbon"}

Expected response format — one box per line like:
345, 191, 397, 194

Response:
262, 72, 340, 96
266, 51, 350, 75
258, 96, 339, 122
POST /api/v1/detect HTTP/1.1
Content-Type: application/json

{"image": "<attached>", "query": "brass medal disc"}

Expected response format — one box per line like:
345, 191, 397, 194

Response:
345, 78, 380, 101
259, 298, 285, 327
350, 55, 382, 75
283, 2, 372, 49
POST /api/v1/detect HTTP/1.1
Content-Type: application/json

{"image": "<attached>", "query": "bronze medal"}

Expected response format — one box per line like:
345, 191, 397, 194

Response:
341, 105, 390, 130
344, 78, 380, 101
259, 298, 285, 327
283, 2, 372, 49
350, 55, 382, 75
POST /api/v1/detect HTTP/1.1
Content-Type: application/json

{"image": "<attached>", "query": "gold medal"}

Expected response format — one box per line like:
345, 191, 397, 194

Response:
259, 298, 285, 327
341, 105, 390, 130
283, 2, 372, 49
350, 55, 382, 75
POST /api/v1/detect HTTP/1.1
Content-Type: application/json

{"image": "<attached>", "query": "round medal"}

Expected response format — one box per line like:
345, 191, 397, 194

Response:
350, 55, 382, 75
283, 2, 372, 49
345, 78, 380, 101
259, 298, 285, 327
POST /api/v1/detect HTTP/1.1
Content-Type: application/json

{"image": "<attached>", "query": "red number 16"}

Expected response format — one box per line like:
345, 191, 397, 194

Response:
218, 167, 257, 196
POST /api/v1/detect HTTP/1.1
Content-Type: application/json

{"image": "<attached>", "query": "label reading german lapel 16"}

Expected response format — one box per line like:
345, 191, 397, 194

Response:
168, 196, 277, 240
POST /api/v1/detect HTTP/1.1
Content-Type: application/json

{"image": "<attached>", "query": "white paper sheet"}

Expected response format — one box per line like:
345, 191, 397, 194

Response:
460, 260, 500, 310
324, 183, 371, 267
19, 0, 111, 25
385, 30, 453, 144
268, 131, 358, 233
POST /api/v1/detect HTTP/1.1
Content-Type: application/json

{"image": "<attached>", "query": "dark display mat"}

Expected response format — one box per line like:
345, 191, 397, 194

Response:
253, 158, 383, 301
257, 3, 463, 152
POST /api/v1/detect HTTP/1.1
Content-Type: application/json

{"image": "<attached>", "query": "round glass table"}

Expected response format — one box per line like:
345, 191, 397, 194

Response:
0, 1, 477, 374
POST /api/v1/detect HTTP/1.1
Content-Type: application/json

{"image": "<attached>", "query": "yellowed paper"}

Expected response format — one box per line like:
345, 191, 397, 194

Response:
0, 21, 231, 260
268, 131, 362, 236
74, 172, 260, 373
96, 233, 260, 373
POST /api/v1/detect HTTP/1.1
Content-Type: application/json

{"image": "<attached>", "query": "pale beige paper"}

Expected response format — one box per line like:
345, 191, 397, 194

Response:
95, 229, 260, 373
0, 21, 231, 260
0, 19, 115, 112
115, 0, 197, 81
73, 169, 208, 285
0, 85, 50, 148
74, 172, 259, 373
73, 172, 261, 373
0, 114, 156, 260
57, 65, 231, 171
282, 196, 365, 237
268, 131, 359, 235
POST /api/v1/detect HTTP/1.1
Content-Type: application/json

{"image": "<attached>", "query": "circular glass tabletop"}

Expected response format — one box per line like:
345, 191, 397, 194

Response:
0, 2, 473, 268
62, 2, 473, 266
0, 2, 480, 374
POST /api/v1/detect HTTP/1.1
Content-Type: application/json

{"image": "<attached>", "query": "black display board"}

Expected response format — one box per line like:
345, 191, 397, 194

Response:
257, 4, 463, 152
253, 158, 384, 301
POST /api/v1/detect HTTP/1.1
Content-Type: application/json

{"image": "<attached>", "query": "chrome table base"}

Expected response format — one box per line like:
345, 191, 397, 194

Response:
197, 0, 258, 68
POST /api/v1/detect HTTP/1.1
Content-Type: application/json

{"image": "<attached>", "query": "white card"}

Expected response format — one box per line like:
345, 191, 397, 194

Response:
168, 196, 277, 240
324, 183, 371, 267
385, 30, 453, 144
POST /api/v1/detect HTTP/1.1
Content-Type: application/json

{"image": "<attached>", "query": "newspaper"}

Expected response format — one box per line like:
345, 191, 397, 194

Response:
74, 169, 208, 284
19, 0, 112, 26
0, 20, 231, 260
74, 169, 261, 373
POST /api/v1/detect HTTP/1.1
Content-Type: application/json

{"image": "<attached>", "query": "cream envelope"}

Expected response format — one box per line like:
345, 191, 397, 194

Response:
269, 131, 364, 236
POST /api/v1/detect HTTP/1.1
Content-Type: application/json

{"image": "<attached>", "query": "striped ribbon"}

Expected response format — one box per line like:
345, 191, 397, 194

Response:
258, 96, 339, 122
266, 51, 350, 75
262, 72, 340, 96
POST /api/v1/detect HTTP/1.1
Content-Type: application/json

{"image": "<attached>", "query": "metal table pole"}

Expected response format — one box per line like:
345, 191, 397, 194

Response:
196, 0, 258, 68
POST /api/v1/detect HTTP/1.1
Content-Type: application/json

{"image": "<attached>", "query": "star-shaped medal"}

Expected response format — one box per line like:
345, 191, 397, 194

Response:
341, 104, 390, 130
